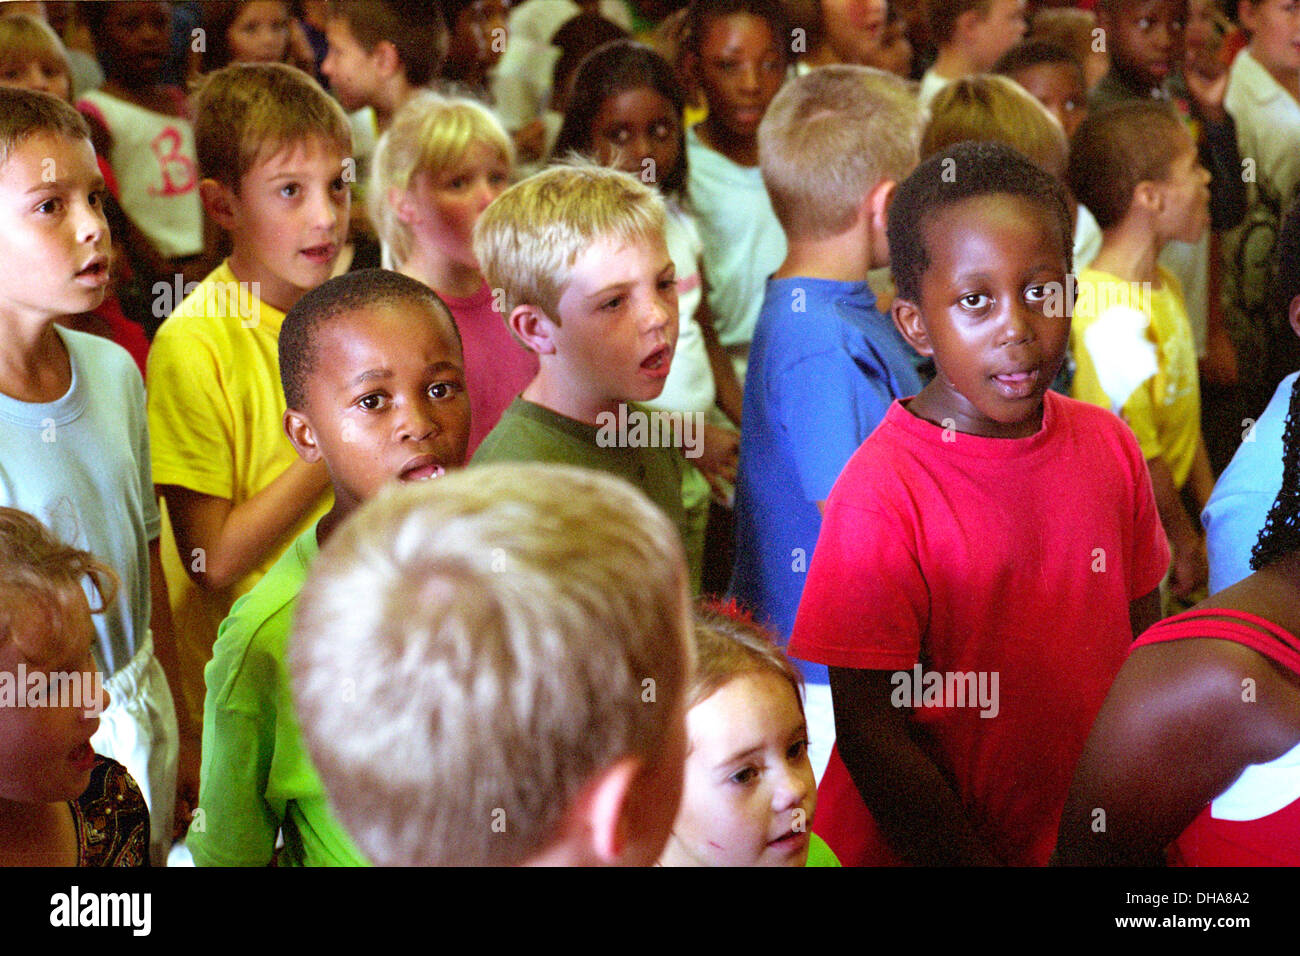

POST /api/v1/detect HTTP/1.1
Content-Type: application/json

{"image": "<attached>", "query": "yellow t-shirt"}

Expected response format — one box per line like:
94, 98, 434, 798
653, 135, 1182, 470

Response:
1070, 265, 1200, 489
147, 262, 332, 725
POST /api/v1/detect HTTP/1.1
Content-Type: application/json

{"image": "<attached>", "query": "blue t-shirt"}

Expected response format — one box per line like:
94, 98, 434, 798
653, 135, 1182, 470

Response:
1203, 371, 1298, 594
729, 278, 922, 683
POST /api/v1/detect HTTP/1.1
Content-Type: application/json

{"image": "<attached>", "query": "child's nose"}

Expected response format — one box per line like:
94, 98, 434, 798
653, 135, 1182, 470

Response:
398, 399, 438, 441
772, 761, 812, 812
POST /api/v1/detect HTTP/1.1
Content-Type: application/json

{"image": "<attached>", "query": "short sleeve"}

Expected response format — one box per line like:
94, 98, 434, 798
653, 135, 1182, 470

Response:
127, 366, 161, 541
146, 327, 235, 500
789, 492, 928, 671
775, 351, 894, 504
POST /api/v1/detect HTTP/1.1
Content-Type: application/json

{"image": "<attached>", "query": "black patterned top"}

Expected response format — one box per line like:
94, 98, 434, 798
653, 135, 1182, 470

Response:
72, 756, 150, 867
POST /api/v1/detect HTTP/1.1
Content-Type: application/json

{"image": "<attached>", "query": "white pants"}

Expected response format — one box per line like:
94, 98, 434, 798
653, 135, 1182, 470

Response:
803, 682, 836, 785
90, 632, 178, 867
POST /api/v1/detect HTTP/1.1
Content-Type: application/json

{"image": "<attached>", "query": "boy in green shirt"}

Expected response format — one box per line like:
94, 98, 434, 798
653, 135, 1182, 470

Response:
187, 269, 471, 865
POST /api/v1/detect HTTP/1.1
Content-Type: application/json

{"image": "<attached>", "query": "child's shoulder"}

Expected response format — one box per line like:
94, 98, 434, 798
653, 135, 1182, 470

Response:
55, 325, 142, 395
151, 263, 272, 346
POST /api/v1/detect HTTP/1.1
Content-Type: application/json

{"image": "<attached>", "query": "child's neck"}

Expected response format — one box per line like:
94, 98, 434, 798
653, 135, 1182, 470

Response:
522, 371, 617, 428
1090, 223, 1165, 286
774, 232, 875, 282
695, 118, 759, 168
400, 253, 484, 301
1254, 44, 1300, 101
101, 76, 175, 115
373, 77, 417, 133
931, 45, 979, 82
0, 797, 77, 866
0, 317, 71, 403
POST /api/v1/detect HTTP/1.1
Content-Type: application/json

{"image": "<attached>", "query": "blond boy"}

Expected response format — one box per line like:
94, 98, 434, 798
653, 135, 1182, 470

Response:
471, 163, 705, 587
732, 66, 922, 781
147, 63, 351, 727
289, 463, 692, 866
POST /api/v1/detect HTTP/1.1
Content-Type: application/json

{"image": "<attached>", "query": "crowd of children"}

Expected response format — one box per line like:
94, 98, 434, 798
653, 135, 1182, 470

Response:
2, 0, 1300, 869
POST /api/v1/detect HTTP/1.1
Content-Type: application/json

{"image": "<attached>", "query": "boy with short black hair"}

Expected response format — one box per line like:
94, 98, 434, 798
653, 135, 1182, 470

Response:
918, 0, 1026, 106
994, 37, 1089, 138
147, 62, 352, 729
0, 86, 189, 865
1068, 100, 1216, 602
289, 462, 693, 866
732, 64, 922, 780
188, 268, 471, 866
789, 141, 1169, 866
471, 162, 705, 588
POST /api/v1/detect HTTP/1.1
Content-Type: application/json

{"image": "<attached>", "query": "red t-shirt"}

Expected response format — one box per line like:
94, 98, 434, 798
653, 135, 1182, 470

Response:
443, 282, 539, 457
789, 390, 1169, 866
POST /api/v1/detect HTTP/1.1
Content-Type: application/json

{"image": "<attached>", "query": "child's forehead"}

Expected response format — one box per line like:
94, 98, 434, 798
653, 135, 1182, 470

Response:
316, 301, 462, 367
246, 135, 349, 178
700, 11, 780, 51
920, 193, 1066, 262
0, 131, 95, 182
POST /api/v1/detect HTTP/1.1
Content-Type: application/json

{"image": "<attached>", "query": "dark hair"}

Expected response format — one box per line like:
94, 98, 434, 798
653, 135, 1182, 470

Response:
1251, 378, 1300, 571
993, 37, 1084, 82
549, 13, 630, 112
553, 40, 688, 197
326, 0, 447, 86
200, 0, 290, 73
279, 268, 460, 411
887, 140, 1073, 304
683, 0, 792, 58
926, 0, 992, 46
1067, 101, 1187, 230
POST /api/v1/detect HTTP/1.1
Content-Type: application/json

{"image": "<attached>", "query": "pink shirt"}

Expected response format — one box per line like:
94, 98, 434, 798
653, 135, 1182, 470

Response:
790, 391, 1169, 866
442, 282, 539, 456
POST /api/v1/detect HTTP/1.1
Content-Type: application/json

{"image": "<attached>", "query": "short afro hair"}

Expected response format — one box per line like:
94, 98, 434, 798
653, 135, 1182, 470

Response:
683, 0, 792, 58
279, 269, 460, 412
1067, 101, 1189, 230
887, 140, 1073, 304
993, 38, 1085, 82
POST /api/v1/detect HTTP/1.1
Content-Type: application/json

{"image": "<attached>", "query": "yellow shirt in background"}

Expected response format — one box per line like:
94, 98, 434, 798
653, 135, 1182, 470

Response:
1070, 265, 1201, 489
147, 261, 332, 725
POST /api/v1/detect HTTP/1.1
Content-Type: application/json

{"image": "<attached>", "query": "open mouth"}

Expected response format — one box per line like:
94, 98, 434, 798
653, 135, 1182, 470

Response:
767, 829, 809, 851
301, 243, 338, 265
76, 258, 109, 283
399, 456, 446, 482
641, 346, 670, 370
992, 368, 1039, 399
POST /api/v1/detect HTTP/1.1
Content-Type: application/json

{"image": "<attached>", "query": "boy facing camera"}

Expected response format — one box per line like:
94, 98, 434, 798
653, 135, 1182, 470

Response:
471, 162, 705, 588
789, 142, 1169, 866
188, 269, 470, 866
289, 464, 693, 866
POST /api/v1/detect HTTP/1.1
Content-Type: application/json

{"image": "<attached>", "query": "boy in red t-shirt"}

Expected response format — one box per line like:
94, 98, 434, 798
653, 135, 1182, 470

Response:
788, 141, 1170, 866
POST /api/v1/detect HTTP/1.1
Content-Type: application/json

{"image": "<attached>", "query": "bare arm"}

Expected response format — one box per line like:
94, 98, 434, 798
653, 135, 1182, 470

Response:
158, 458, 330, 592
830, 666, 1000, 865
1148, 456, 1207, 599
695, 269, 744, 427
1128, 586, 1163, 642
148, 539, 200, 836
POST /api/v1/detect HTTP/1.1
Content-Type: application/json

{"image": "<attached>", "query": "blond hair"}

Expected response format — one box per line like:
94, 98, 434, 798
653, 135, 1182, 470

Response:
369, 91, 514, 269
688, 602, 803, 714
193, 62, 351, 190
289, 463, 693, 867
759, 64, 920, 242
0, 13, 70, 89
472, 160, 666, 321
0, 507, 117, 666
921, 74, 1068, 179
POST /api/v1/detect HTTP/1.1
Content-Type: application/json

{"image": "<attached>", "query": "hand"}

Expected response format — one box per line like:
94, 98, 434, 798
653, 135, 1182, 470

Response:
173, 729, 202, 842
512, 120, 547, 164
1183, 62, 1229, 123
696, 423, 739, 495
1199, 326, 1239, 386
1171, 536, 1209, 600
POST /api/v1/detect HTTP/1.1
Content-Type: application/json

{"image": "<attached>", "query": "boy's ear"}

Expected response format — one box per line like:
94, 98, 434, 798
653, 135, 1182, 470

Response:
372, 39, 401, 79
284, 408, 323, 463
581, 756, 643, 864
509, 304, 558, 355
863, 179, 898, 269
201, 178, 237, 231
891, 296, 934, 357
1132, 179, 1164, 218
389, 185, 417, 225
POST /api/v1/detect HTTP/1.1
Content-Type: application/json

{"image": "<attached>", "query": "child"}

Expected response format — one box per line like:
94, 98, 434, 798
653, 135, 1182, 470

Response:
0, 507, 150, 867
369, 90, 536, 456
800, 0, 889, 68
440, 0, 509, 98
917, 0, 1027, 106
1057, 381, 1300, 866
1029, 6, 1108, 92
198, 1, 313, 75
188, 268, 470, 867
471, 162, 706, 589
1068, 101, 1215, 602
1222, 0, 1300, 422
788, 141, 1169, 866
288, 462, 692, 866
0, 87, 189, 865
553, 40, 743, 570
994, 38, 1088, 139
732, 64, 922, 782
659, 601, 839, 866
76, 2, 208, 282
146, 63, 351, 731
1203, 199, 1300, 594
681, 0, 790, 383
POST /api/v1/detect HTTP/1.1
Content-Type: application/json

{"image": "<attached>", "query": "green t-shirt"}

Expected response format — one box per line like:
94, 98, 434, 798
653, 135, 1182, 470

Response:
188, 525, 367, 867
472, 397, 702, 587
806, 833, 842, 867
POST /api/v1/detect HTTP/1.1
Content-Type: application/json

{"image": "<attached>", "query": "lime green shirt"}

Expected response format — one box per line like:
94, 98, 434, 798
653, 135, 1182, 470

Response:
188, 524, 367, 866
806, 833, 842, 867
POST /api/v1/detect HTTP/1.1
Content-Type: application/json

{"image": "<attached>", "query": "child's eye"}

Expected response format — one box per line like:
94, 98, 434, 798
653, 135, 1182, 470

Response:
280, 183, 300, 198
788, 739, 809, 761
357, 393, 387, 411
1025, 284, 1052, 304
1138, 17, 1153, 29
652, 123, 674, 141
959, 292, 990, 310
601, 295, 625, 311
658, 277, 677, 292
729, 767, 758, 785
489, 170, 509, 186
427, 381, 460, 400
36, 197, 62, 215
